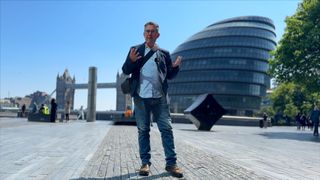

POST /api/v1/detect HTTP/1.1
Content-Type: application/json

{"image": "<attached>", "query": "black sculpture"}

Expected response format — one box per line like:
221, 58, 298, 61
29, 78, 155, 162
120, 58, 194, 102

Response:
28, 112, 51, 122
184, 94, 226, 131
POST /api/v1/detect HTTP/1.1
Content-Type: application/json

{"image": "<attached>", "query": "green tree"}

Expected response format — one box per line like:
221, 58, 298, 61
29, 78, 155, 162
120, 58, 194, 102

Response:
270, 83, 295, 115
283, 103, 299, 119
269, 0, 320, 93
256, 106, 275, 117
269, 82, 320, 119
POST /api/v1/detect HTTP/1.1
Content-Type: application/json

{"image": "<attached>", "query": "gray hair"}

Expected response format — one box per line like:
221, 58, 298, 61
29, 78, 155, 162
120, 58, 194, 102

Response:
144, 21, 159, 32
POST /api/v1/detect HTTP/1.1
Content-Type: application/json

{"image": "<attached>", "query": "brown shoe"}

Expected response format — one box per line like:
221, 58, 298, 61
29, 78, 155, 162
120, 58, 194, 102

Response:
165, 165, 183, 178
139, 164, 150, 176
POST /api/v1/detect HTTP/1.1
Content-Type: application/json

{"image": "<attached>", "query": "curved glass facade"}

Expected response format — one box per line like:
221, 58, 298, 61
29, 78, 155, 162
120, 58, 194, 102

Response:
168, 16, 276, 116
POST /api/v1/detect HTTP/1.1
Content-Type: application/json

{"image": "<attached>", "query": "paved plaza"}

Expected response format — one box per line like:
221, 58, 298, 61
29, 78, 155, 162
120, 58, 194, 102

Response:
0, 117, 319, 180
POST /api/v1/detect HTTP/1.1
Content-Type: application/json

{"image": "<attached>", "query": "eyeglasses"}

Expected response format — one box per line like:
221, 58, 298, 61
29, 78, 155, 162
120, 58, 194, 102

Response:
145, 29, 157, 34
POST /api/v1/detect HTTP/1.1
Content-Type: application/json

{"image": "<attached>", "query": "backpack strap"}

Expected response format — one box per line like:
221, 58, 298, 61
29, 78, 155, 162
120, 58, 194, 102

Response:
140, 49, 156, 68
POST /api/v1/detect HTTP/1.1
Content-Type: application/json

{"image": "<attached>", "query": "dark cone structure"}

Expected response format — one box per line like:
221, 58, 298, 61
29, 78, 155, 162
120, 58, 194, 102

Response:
184, 94, 226, 131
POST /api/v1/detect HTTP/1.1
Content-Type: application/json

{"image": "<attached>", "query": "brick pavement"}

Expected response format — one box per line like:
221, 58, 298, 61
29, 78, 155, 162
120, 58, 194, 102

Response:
79, 125, 268, 180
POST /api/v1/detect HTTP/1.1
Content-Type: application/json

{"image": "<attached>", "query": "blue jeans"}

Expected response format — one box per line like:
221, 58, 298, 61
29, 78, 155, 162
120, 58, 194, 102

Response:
134, 96, 177, 166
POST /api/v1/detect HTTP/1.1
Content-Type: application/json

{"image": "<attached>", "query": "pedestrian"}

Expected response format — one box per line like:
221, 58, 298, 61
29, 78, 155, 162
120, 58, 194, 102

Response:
300, 114, 307, 130
32, 103, 38, 113
263, 113, 268, 128
124, 106, 133, 118
21, 104, 26, 117
77, 105, 84, 120
50, 98, 57, 123
307, 116, 314, 131
39, 104, 49, 114
295, 113, 302, 130
39, 104, 45, 114
122, 21, 183, 178
65, 101, 71, 122
310, 105, 320, 136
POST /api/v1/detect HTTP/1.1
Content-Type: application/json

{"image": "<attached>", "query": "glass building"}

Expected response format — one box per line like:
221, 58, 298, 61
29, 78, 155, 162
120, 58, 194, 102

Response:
168, 16, 276, 116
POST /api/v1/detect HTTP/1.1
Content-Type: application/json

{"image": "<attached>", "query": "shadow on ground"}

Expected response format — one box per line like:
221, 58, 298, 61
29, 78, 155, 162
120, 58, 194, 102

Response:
179, 129, 217, 133
258, 131, 320, 142
113, 121, 137, 126
72, 171, 185, 180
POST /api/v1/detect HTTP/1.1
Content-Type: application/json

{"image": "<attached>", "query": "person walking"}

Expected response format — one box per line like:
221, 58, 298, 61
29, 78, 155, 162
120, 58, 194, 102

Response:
122, 21, 183, 178
310, 105, 320, 136
32, 102, 38, 113
65, 101, 71, 122
300, 114, 307, 130
263, 113, 268, 128
77, 105, 84, 120
50, 98, 57, 123
21, 104, 26, 117
295, 113, 302, 130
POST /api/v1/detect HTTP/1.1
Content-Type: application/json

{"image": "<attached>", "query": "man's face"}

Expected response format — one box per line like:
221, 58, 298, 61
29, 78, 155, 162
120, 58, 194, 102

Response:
144, 25, 159, 44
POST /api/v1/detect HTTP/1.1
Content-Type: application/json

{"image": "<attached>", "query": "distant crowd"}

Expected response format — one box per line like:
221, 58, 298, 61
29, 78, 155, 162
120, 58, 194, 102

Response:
262, 104, 319, 137
294, 105, 319, 136
21, 98, 85, 123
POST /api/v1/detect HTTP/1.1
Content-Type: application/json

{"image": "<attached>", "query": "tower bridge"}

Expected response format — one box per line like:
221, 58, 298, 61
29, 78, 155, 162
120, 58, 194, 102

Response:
56, 67, 131, 121
65, 82, 117, 89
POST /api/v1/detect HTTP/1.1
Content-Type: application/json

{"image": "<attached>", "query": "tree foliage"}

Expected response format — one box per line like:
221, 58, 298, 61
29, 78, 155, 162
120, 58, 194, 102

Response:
270, 82, 320, 118
269, 0, 320, 93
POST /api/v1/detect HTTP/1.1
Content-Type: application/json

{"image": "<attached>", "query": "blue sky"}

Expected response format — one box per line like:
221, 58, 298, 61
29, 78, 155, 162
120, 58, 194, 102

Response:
1, 0, 300, 110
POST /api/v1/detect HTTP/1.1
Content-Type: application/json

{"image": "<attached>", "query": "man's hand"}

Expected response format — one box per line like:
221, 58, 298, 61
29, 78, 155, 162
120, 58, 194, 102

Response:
172, 56, 182, 68
129, 48, 142, 62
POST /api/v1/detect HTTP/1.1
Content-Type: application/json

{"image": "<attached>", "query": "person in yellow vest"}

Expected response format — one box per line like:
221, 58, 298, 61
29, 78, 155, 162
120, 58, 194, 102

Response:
44, 105, 49, 115
124, 106, 133, 118
39, 104, 49, 115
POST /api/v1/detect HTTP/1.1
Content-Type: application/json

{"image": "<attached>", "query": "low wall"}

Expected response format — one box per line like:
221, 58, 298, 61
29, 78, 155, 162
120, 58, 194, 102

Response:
171, 113, 261, 126
94, 112, 261, 127
2, 110, 262, 126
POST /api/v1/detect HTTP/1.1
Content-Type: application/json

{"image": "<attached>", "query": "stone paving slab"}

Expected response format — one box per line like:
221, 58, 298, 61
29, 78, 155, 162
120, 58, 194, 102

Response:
1, 118, 319, 180
0, 118, 112, 180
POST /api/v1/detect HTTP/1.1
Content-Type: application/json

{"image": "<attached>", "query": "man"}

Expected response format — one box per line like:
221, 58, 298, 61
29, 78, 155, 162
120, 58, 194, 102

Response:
21, 104, 26, 117
50, 98, 57, 123
122, 21, 183, 178
39, 104, 49, 115
263, 112, 268, 128
65, 101, 71, 122
310, 105, 320, 136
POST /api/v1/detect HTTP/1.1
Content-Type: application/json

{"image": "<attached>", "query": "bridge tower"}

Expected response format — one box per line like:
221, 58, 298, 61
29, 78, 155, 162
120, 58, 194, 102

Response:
116, 72, 132, 111
56, 69, 75, 110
